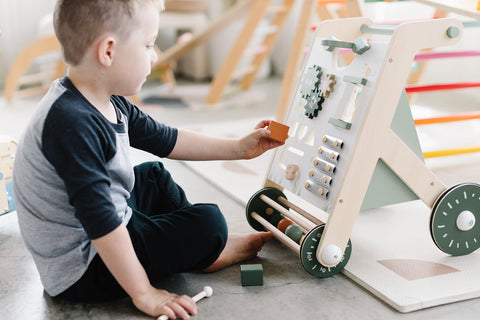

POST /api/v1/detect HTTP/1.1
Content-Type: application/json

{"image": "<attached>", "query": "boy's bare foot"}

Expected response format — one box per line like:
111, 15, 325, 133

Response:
203, 232, 273, 272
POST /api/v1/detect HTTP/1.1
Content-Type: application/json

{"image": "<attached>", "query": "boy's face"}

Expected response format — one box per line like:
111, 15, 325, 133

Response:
109, 2, 160, 96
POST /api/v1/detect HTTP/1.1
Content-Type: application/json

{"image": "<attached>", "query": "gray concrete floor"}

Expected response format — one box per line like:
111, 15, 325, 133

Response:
1, 77, 480, 320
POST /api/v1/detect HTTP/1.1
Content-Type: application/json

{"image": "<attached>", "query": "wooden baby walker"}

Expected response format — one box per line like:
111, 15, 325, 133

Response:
246, 17, 480, 278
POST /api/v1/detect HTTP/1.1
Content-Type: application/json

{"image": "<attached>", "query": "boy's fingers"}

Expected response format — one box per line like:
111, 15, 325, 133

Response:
159, 305, 176, 320
169, 302, 191, 320
254, 120, 271, 129
177, 295, 197, 315
262, 128, 271, 137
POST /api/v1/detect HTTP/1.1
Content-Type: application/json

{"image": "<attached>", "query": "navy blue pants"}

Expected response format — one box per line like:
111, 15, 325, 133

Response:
57, 161, 228, 302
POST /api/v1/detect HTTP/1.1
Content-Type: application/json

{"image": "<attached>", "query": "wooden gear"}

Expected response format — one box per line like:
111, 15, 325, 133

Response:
246, 17, 479, 277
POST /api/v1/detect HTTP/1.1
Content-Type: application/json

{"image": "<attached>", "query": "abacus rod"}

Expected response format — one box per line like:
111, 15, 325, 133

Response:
277, 196, 324, 225
360, 24, 395, 35
259, 194, 315, 232
251, 211, 300, 255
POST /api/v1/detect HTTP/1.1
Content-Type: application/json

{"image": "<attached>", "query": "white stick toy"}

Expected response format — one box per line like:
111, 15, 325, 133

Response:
157, 286, 213, 320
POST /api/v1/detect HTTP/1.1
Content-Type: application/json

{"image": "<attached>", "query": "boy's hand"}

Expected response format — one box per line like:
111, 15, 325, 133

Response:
240, 120, 284, 159
132, 286, 197, 319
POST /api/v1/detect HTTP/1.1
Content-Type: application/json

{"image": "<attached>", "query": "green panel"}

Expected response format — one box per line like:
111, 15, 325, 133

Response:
361, 90, 423, 210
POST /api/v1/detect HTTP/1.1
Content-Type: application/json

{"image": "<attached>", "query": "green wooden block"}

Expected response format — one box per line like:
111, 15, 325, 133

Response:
241, 264, 263, 286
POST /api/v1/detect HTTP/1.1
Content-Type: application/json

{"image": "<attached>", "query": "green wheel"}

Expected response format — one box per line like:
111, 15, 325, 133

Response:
246, 188, 288, 232
430, 183, 480, 256
300, 225, 352, 278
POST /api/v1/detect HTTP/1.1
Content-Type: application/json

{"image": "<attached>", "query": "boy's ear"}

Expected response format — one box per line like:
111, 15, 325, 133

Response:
97, 36, 116, 67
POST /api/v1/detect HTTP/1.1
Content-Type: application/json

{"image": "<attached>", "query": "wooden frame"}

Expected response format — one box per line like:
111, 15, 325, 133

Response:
205, 0, 297, 104
4, 35, 66, 102
153, 0, 255, 71
412, 0, 480, 20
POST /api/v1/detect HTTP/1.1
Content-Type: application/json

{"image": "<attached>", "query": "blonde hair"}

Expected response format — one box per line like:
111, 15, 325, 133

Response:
54, 0, 164, 65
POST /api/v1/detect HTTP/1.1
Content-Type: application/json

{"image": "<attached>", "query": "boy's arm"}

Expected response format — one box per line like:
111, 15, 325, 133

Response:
167, 120, 283, 161
92, 224, 197, 319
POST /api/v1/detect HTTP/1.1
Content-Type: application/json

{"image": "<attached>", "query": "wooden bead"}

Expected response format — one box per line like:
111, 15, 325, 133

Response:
285, 224, 303, 244
277, 218, 294, 233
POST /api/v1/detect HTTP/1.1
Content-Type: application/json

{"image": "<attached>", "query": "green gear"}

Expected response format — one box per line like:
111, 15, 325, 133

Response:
300, 65, 322, 100
304, 93, 325, 119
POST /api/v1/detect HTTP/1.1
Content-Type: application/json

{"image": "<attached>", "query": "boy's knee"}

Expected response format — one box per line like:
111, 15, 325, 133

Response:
189, 204, 228, 270
190, 204, 228, 250
134, 161, 166, 178
196, 204, 228, 240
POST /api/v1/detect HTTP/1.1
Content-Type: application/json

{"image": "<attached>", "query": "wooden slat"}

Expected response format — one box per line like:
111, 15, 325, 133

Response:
276, 0, 317, 121
154, 0, 255, 69
206, 0, 272, 103
239, 0, 296, 89
4, 35, 63, 102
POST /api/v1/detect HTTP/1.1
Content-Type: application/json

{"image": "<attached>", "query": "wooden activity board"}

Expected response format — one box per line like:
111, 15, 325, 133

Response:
0, 136, 17, 215
247, 16, 480, 281
267, 27, 423, 214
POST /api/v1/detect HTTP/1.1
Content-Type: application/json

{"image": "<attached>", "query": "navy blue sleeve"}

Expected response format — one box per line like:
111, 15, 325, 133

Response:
42, 98, 121, 240
112, 96, 178, 157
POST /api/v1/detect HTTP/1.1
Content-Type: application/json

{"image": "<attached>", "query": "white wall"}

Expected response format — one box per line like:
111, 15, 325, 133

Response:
1, 0, 480, 93
0, 0, 57, 87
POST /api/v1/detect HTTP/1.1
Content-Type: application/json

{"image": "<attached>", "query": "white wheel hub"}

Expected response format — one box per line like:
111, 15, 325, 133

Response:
321, 244, 342, 266
456, 210, 476, 231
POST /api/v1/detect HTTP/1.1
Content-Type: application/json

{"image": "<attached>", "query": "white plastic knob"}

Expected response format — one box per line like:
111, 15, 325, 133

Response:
203, 286, 213, 297
321, 244, 342, 266
456, 210, 476, 231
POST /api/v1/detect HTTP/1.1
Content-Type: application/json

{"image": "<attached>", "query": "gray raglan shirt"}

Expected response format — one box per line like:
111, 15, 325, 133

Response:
13, 77, 177, 296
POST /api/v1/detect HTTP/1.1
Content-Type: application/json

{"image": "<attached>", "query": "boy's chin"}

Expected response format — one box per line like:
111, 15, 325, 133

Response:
118, 86, 143, 98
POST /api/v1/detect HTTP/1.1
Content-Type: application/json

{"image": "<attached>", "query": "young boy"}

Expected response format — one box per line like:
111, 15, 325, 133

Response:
12, 0, 282, 319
